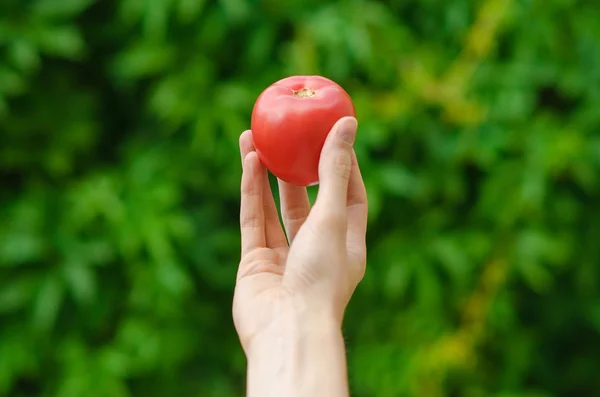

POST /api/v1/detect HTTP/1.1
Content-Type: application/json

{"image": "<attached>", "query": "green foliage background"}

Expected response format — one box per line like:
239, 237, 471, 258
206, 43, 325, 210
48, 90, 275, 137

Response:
1, 0, 600, 396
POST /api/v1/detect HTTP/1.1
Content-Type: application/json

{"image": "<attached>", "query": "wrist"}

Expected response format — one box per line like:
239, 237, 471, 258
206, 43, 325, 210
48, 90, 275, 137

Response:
245, 301, 349, 397
246, 300, 342, 358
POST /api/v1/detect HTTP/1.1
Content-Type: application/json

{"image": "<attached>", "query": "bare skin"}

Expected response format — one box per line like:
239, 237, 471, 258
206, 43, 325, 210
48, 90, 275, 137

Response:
233, 117, 368, 397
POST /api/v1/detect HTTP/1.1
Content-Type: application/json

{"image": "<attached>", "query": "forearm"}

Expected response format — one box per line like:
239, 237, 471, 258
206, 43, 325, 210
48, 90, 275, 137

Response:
245, 311, 349, 397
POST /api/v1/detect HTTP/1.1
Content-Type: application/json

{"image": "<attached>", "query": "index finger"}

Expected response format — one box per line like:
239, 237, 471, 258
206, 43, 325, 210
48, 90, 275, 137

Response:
239, 130, 288, 249
240, 151, 266, 256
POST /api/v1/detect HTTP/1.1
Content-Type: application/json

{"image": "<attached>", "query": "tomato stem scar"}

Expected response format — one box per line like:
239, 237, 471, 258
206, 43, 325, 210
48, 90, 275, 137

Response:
293, 88, 316, 98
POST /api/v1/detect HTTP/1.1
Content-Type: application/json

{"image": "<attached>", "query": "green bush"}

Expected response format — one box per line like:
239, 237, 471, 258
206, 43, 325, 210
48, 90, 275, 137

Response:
2, 0, 600, 396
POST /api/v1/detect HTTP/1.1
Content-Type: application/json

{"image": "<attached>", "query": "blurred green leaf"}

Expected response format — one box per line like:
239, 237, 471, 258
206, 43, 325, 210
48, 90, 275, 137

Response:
378, 163, 420, 198
8, 39, 40, 72
32, 274, 64, 332
35, 25, 85, 58
33, 0, 94, 18
0, 276, 37, 313
112, 42, 174, 80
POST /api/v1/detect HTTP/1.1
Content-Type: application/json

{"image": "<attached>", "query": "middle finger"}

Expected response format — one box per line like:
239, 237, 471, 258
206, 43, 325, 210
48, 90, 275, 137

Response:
278, 179, 311, 243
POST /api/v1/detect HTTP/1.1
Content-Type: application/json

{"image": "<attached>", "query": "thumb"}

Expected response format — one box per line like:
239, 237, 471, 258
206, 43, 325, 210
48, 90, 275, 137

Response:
314, 116, 358, 217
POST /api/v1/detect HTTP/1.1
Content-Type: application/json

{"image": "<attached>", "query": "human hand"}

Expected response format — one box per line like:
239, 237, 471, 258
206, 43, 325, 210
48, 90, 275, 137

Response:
232, 116, 368, 356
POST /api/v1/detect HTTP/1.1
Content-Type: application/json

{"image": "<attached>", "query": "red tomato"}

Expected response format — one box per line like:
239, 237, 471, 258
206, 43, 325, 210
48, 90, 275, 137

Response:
251, 75, 356, 186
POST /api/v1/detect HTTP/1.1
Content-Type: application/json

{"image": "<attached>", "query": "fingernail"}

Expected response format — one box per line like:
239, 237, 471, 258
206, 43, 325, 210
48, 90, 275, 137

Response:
338, 117, 357, 145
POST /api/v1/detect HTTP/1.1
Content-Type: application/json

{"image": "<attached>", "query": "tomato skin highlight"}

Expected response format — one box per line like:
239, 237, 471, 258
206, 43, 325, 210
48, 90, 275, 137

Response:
251, 75, 356, 186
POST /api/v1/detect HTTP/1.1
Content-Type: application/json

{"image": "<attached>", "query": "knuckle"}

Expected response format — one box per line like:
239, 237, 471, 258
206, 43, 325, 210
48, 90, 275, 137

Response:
346, 188, 364, 207
240, 212, 262, 229
241, 182, 260, 197
331, 152, 351, 180
284, 202, 310, 222
348, 244, 367, 279
355, 265, 366, 284
313, 208, 345, 231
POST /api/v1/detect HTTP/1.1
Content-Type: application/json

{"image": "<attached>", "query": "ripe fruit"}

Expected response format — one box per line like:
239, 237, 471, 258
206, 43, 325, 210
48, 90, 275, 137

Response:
251, 75, 356, 186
